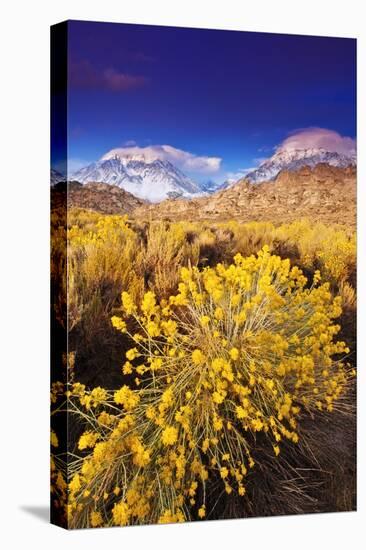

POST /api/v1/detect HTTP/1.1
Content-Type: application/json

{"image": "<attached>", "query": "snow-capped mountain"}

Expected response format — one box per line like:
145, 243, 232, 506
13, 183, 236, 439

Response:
72, 150, 202, 202
245, 147, 356, 183
51, 168, 66, 185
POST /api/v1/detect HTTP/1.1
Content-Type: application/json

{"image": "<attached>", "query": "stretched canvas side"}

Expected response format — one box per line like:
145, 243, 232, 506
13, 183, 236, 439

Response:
50, 21, 69, 529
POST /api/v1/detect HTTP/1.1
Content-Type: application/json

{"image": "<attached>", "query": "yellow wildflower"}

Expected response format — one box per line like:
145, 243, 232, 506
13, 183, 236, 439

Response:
112, 501, 130, 526
198, 505, 206, 518
229, 347, 239, 361
111, 316, 126, 332
192, 349, 205, 365
122, 361, 133, 375
69, 474, 81, 493
126, 348, 139, 361
90, 387, 107, 407
50, 430, 58, 448
78, 431, 99, 450
161, 425, 178, 446
114, 385, 140, 410
141, 291, 157, 317
121, 291, 136, 315
220, 467, 229, 479
90, 511, 103, 527
273, 445, 280, 456
200, 315, 210, 326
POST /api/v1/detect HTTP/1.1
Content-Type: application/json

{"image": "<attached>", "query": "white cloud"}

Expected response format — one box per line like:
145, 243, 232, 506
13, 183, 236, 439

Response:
279, 128, 356, 155
102, 144, 222, 174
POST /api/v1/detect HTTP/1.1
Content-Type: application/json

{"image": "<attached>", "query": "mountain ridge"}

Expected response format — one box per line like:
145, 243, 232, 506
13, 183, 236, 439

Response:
71, 154, 202, 202
132, 164, 356, 226
246, 147, 356, 183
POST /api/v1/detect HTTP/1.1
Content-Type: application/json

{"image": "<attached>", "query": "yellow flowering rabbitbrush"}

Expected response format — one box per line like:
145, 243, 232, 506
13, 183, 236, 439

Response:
65, 247, 352, 528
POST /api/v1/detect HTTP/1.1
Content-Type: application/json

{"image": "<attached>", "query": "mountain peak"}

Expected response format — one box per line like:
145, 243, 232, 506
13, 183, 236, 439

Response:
71, 151, 202, 202
246, 147, 356, 183
101, 147, 178, 166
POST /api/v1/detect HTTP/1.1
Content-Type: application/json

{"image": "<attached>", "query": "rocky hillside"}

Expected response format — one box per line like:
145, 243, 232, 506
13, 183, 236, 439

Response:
51, 181, 145, 214
133, 164, 356, 226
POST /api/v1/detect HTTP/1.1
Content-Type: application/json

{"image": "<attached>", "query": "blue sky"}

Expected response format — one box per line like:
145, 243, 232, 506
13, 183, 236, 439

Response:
53, 20, 356, 182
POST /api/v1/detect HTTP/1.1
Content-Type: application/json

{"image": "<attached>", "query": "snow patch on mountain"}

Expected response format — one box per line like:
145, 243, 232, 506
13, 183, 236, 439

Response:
72, 153, 203, 202
246, 147, 356, 183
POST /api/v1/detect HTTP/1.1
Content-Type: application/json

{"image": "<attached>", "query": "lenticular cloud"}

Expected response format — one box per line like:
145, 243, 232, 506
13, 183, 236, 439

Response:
102, 144, 222, 174
279, 128, 356, 155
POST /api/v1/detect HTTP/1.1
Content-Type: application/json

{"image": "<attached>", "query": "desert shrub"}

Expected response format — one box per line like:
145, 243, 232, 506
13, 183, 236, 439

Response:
66, 214, 144, 383
183, 221, 274, 267
58, 213, 356, 386
229, 220, 276, 258
51, 222, 68, 330
339, 281, 356, 310
275, 219, 356, 287
68, 214, 143, 322
67, 207, 103, 231
136, 221, 200, 298
194, 226, 220, 266
64, 247, 352, 528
